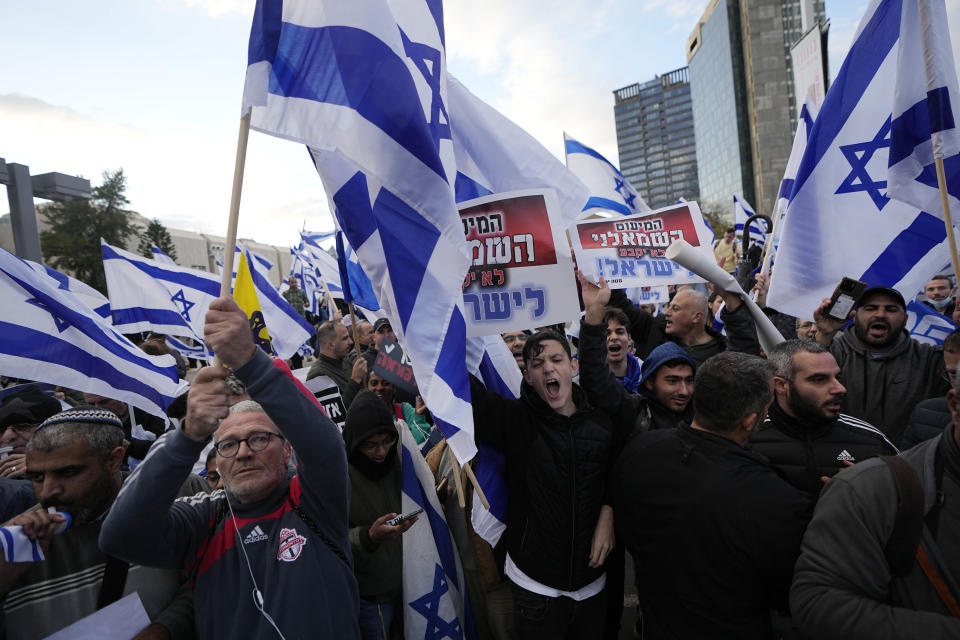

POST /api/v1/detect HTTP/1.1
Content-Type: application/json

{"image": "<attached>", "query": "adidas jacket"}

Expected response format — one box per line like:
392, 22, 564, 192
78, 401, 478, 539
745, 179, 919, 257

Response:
100, 349, 360, 640
749, 402, 898, 497
791, 423, 960, 638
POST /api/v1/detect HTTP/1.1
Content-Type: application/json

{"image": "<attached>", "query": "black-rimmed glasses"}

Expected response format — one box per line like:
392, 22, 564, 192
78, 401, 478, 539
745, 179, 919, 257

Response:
214, 431, 285, 458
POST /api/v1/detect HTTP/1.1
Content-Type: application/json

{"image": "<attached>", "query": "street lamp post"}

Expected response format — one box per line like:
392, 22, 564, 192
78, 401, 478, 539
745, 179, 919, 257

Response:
0, 157, 92, 262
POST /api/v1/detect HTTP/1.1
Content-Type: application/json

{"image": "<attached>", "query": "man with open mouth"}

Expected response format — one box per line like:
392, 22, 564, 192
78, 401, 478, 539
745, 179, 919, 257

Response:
814, 286, 950, 446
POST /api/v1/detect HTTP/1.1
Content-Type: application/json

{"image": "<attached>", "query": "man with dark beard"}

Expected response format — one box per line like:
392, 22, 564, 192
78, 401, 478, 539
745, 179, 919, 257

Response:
814, 286, 950, 444
749, 340, 898, 497
343, 390, 417, 640
1, 408, 201, 639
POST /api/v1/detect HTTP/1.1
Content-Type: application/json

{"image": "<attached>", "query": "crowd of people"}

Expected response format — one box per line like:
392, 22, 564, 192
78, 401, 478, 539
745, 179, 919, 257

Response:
2, 258, 960, 640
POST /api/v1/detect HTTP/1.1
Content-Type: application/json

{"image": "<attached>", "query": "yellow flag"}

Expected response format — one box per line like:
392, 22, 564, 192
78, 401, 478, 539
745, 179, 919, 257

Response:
234, 251, 275, 355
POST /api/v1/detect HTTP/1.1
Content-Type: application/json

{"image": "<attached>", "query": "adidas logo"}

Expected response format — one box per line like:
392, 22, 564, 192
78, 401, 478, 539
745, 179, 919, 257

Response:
244, 526, 268, 544
837, 450, 856, 462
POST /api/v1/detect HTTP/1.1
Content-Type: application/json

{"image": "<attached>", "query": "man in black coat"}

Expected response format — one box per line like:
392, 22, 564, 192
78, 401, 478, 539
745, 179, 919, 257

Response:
902, 329, 960, 448
750, 340, 897, 497
612, 351, 812, 639
468, 273, 634, 639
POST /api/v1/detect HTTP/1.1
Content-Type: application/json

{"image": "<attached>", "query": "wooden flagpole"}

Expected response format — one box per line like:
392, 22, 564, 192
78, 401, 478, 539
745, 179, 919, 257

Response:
219, 112, 252, 298
450, 450, 466, 508
935, 155, 960, 282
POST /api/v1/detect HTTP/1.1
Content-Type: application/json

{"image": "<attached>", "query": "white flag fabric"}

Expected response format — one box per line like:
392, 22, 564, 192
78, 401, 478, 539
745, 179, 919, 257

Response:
151, 245, 176, 265
25, 260, 111, 320
564, 132, 649, 218
244, 0, 478, 464
449, 80, 589, 228
887, 0, 960, 217
768, 0, 960, 319
399, 425, 472, 638
102, 240, 218, 341
0, 247, 181, 418
769, 94, 820, 256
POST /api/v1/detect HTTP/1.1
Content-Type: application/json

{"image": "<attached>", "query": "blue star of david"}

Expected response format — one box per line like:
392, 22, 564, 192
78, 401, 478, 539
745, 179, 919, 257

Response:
836, 117, 892, 210
409, 564, 462, 640
170, 289, 194, 322
614, 176, 638, 210
399, 29, 451, 151
26, 298, 70, 332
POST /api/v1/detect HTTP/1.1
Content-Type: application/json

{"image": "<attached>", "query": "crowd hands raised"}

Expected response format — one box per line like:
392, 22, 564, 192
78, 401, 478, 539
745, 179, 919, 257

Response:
2, 266, 960, 639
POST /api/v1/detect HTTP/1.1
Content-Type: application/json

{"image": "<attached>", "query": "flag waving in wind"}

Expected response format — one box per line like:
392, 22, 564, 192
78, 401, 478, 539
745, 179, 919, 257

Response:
243, 0, 478, 465
733, 194, 766, 247
564, 132, 649, 217
768, 0, 960, 319
234, 250, 275, 355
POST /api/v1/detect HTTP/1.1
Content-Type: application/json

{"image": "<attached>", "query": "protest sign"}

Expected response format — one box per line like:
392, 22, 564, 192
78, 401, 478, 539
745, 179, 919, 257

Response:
374, 337, 418, 395
459, 189, 579, 336
300, 374, 347, 430
570, 201, 713, 288
624, 286, 669, 305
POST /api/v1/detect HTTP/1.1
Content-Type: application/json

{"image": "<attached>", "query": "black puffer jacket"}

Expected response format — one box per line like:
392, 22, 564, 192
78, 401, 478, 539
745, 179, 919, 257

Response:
902, 396, 952, 449
469, 376, 628, 591
750, 402, 898, 497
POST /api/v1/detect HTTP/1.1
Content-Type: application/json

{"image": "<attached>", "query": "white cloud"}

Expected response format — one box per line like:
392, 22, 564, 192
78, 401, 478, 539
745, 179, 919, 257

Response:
0, 94, 329, 248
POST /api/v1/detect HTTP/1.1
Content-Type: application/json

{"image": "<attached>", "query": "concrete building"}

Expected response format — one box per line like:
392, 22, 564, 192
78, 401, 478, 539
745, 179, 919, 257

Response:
0, 210, 294, 287
687, 0, 826, 220
613, 66, 699, 210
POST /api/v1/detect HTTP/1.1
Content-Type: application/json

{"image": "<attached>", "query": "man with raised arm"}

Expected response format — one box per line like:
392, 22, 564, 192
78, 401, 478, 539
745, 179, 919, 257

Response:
100, 297, 360, 639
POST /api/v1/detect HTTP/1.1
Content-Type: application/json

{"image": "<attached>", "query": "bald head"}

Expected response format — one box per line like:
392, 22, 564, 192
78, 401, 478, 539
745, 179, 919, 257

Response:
665, 290, 710, 339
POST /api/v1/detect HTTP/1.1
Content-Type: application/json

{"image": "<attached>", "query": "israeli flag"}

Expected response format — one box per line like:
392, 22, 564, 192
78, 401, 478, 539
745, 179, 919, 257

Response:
564, 132, 648, 218
768, 0, 960, 319
465, 334, 522, 547
299, 236, 346, 298
102, 240, 218, 341
906, 300, 956, 345
24, 259, 111, 320
333, 230, 380, 312
289, 245, 324, 316
151, 245, 176, 265
240, 243, 315, 360
244, 0, 479, 463
399, 425, 472, 639
450, 80, 589, 226
300, 228, 336, 247
887, 0, 960, 218
734, 194, 766, 247
0, 247, 181, 418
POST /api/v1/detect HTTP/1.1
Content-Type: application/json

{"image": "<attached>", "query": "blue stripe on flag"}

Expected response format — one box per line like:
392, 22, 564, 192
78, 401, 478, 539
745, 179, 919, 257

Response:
333, 173, 378, 249
433, 306, 470, 403
793, 0, 902, 195
454, 172, 493, 203
0, 322, 175, 409
247, 0, 282, 65
564, 139, 620, 174
246, 249, 315, 332
859, 211, 945, 285
400, 444, 462, 588
778, 179, 795, 200
890, 97, 940, 165
268, 24, 446, 181
927, 86, 956, 134
582, 196, 632, 216
110, 307, 192, 330
101, 245, 220, 295
0, 528, 14, 563
914, 150, 960, 201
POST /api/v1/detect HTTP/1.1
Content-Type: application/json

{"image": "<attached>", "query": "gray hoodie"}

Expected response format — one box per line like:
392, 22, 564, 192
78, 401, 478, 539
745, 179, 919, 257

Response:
830, 328, 948, 445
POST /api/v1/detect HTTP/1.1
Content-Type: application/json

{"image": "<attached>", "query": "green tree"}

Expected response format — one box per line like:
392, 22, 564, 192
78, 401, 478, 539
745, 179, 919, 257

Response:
137, 218, 178, 262
40, 168, 137, 293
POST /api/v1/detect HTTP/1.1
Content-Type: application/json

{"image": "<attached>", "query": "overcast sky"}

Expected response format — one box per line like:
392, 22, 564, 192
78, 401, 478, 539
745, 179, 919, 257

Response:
0, 1, 949, 249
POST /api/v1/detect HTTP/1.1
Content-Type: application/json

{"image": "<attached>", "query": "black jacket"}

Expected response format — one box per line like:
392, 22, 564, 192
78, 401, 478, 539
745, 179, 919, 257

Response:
470, 376, 630, 592
749, 402, 898, 497
612, 425, 812, 639
902, 396, 952, 449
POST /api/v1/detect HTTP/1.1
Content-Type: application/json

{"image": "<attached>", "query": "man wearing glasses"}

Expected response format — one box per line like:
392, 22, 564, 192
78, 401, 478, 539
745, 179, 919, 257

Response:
101, 297, 361, 640
0, 387, 62, 480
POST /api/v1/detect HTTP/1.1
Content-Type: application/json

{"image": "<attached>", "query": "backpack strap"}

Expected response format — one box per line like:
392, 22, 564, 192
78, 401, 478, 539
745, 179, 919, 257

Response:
917, 545, 960, 618
96, 555, 130, 610
879, 455, 925, 577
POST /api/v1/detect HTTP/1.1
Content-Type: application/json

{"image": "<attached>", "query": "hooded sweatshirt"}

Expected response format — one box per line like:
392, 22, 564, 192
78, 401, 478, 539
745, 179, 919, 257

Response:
830, 328, 949, 445
343, 390, 403, 604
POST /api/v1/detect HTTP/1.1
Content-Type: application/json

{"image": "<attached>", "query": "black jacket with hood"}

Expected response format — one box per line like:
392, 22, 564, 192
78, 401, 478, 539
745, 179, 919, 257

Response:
829, 328, 949, 445
469, 373, 632, 592
342, 390, 404, 604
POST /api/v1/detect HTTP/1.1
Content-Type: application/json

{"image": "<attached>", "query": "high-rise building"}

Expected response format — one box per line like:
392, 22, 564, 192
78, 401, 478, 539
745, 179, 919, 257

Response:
687, 0, 826, 220
613, 67, 699, 210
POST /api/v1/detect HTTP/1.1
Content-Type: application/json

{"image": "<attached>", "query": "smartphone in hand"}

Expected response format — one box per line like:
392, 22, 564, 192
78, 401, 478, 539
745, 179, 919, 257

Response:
824, 277, 868, 320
